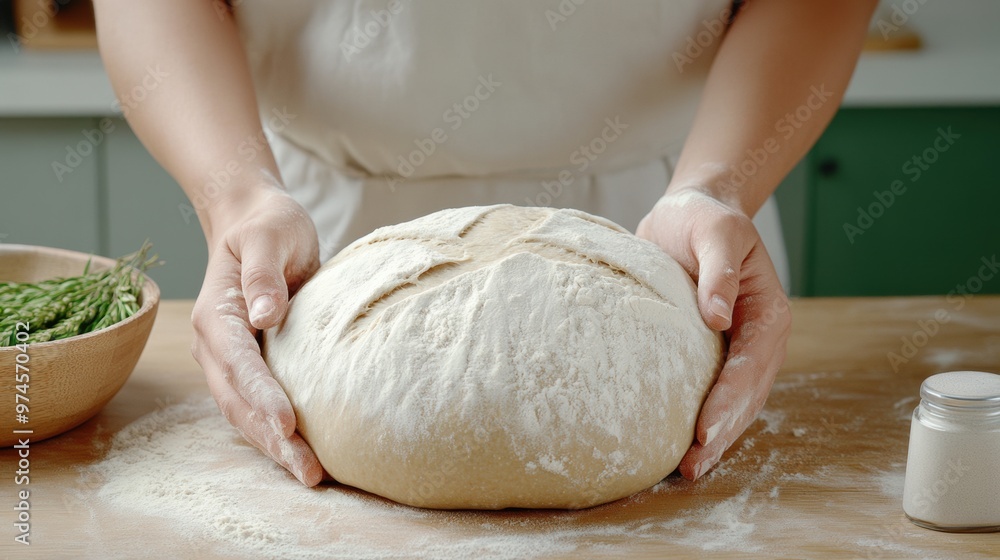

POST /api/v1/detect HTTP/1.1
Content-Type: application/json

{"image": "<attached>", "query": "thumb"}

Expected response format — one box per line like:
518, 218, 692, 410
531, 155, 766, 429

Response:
695, 242, 745, 332
239, 240, 290, 330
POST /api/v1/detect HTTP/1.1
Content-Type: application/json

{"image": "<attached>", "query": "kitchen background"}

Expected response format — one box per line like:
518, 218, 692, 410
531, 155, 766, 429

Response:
1, 0, 998, 299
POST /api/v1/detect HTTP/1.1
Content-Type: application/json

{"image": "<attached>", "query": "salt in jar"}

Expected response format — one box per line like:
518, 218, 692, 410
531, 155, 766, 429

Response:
902, 370, 1000, 532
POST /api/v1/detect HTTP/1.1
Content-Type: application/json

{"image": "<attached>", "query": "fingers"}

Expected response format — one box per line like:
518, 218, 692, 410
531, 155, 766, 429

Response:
679, 346, 785, 481
637, 189, 791, 481
192, 255, 322, 486
204, 363, 323, 487
190, 194, 324, 485
693, 219, 756, 333
192, 253, 298, 436
636, 191, 754, 333
211, 304, 299, 437
696, 251, 739, 331
680, 254, 791, 481
233, 232, 291, 330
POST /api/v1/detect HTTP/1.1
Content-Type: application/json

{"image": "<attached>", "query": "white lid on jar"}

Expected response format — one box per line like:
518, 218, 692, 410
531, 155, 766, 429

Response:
921, 370, 1000, 410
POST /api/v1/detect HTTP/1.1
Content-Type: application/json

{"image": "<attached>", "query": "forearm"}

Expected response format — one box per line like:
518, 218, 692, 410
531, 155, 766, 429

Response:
93, 0, 280, 242
670, 0, 877, 216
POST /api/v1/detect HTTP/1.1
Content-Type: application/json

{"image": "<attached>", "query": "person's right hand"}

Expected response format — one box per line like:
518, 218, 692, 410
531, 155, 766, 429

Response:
637, 187, 791, 481
190, 185, 323, 486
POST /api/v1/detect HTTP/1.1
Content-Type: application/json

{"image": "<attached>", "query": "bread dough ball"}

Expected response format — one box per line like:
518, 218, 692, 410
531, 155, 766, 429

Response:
264, 205, 724, 509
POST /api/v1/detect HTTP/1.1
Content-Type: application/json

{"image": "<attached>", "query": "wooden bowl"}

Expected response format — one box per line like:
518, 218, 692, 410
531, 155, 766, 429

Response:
0, 245, 160, 446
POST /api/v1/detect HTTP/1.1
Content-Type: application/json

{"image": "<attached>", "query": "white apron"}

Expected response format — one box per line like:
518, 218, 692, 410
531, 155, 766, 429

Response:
234, 0, 789, 287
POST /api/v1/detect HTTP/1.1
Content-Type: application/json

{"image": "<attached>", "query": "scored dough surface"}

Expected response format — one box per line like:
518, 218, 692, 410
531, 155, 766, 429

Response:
264, 205, 724, 509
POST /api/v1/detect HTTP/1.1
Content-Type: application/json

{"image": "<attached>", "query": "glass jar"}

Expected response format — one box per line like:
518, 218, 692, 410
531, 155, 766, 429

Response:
902, 370, 1000, 532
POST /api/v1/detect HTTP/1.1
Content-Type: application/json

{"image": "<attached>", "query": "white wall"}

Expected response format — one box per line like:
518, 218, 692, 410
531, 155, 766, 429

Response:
873, 0, 1000, 49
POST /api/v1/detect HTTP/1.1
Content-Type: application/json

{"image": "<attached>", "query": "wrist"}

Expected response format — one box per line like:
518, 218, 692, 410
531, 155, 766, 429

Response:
189, 170, 287, 244
665, 162, 770, 217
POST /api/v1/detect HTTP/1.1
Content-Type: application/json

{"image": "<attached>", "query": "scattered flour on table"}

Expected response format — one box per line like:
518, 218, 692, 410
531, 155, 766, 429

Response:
80, 387, 979, 558
755, 409, 786, 435
82, 398, 764, 558
893, 396, 918, 422
874, 468, 906, 499
656, 488, 761, 552
769, 371, 843, 394
921, 344, 1000, 371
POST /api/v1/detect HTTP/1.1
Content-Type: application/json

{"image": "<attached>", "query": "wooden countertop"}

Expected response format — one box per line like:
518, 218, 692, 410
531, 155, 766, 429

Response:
5, 297, 1000, 559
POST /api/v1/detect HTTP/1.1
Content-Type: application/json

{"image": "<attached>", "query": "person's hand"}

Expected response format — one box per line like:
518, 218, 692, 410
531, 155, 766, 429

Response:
190, 186, 323, 486
636, 187, 791, 481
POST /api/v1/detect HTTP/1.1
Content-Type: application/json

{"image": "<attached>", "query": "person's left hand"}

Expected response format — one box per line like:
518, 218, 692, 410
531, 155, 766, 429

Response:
636, 187, 791, 480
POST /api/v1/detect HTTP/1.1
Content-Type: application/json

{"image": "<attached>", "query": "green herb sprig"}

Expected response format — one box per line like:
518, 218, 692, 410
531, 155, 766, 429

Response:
0, 241, 160, 346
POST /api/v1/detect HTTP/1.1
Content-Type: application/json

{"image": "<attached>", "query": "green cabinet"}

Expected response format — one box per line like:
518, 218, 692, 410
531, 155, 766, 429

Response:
5, 109, 997, 299
0, 118, 102, 254
104, 121, 208, 299
0, 117, 207, 298
777, 107, 1000, 297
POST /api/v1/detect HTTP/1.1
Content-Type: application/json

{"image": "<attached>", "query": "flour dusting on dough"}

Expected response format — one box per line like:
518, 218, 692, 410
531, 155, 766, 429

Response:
264, 205, 725, 509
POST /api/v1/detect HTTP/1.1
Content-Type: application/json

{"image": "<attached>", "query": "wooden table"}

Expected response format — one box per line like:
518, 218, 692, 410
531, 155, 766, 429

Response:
4, 297, 1000, 559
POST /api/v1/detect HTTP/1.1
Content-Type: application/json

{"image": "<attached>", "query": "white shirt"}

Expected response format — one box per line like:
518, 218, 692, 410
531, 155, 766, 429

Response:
233, 0, 787, 291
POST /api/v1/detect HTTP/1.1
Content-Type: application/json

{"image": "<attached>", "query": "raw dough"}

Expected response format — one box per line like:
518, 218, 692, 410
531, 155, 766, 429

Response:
263, 205, 724, 509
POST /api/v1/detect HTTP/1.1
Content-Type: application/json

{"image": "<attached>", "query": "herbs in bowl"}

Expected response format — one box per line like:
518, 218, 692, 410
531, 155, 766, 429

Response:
0, 242, 162, 446
0, 241, 159, 346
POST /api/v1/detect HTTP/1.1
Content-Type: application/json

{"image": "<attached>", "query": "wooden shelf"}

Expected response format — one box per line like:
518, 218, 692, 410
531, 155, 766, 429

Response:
13, 0, 97, 50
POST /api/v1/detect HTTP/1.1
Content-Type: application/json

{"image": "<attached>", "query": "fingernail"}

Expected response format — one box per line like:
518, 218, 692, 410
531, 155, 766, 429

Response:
250, 295, 275, 324
709, 295, 731, 321
274, 437, 304, 481
693, 459, 714, 480
271, 413, 296, 438
291, 462, 307, 484
703, 420, 724, 446
268, 415, 284, 436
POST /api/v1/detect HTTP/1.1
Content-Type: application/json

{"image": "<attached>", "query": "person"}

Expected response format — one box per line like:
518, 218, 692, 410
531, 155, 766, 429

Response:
93, 0, 877, 487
